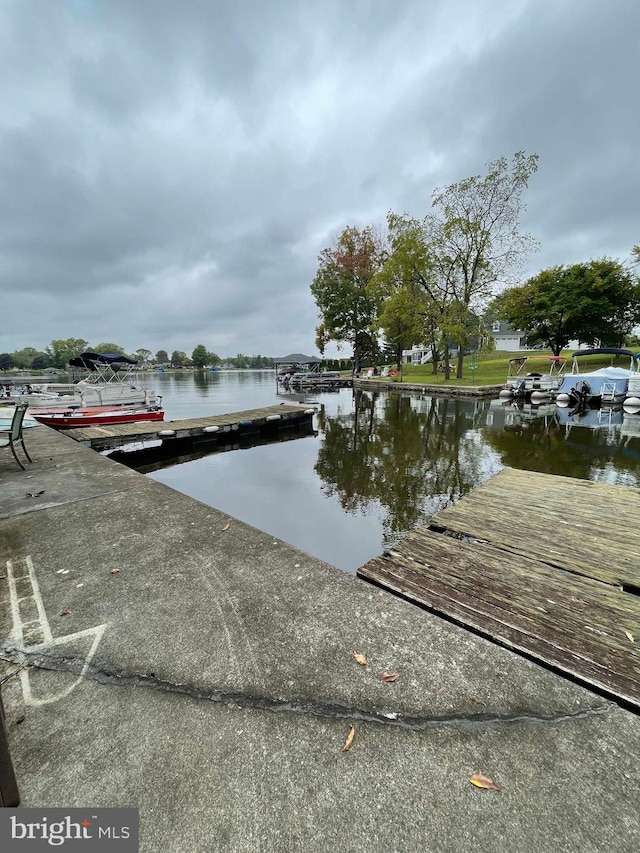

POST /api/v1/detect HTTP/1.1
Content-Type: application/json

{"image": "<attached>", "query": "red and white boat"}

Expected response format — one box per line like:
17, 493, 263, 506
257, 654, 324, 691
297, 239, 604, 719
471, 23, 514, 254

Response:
31, 405, 165, 430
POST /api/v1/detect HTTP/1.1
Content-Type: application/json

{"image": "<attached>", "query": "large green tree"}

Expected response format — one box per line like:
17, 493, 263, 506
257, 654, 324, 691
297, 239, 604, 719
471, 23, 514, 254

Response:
310, 225, 382, 373
191, 344, 208, 368
492, 259, 640, 355
427, 151, 539, 377
370, 213, 442, 374
93, 342, 126, 355
155, 350, 169, 364
46, 338, 89, 368
11, 347, 41, 369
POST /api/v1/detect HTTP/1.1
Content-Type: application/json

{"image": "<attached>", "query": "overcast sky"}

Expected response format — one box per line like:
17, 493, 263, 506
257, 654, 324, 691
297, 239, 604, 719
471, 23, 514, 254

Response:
1, 0, 638, 359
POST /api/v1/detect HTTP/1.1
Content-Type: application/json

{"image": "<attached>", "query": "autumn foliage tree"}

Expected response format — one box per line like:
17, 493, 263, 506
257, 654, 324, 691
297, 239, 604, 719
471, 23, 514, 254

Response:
310, 226, 382, 373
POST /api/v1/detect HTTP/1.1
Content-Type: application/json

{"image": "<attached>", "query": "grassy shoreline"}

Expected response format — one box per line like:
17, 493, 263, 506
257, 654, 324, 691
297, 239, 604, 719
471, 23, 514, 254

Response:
370, 349, 637, 387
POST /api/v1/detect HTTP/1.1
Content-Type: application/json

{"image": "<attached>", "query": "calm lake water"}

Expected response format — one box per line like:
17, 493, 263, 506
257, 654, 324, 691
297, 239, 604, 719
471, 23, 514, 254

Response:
108, 370, 640, 572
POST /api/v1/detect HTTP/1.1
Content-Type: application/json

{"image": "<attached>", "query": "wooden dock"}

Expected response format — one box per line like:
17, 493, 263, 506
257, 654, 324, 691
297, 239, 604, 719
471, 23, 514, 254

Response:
358, 468, 640, 708
59, 404, 316, 451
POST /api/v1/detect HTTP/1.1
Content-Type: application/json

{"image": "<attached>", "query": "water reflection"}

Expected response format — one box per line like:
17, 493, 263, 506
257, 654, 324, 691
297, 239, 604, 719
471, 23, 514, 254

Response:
314, 390, 499, 546
107, 424, 317, 474
484, 399, 640, 485
131, 373, 640, 570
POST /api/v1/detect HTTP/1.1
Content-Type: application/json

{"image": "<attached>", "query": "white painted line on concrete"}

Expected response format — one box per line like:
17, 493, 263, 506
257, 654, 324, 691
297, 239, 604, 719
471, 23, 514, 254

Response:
5, 556, 107, 707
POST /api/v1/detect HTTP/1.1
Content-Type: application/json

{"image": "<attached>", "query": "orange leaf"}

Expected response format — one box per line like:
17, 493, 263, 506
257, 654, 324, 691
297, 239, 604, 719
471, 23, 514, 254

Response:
343, 725, 355, 751
380, 671, 399, 682
221, 523, 231, 532
59, 609, 71, 617
470, 774, 500, 791
624, 630, 635, 644
352, 652, 368, 668
469, 696, 485, 705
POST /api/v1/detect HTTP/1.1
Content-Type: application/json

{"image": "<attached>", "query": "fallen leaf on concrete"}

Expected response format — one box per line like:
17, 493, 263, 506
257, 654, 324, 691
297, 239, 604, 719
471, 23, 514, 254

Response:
625, 630, 635, 644
469, 696, 485, 705
380, 672, 399, 682
470, 774, 500, 791
25, 490, 45, 498
343, 725, 355, 751
353, 652, 369, 668
59, 609, 71, 617
221, 523, 231, 531
109, 567, 120, 574
438, 686, 446, 693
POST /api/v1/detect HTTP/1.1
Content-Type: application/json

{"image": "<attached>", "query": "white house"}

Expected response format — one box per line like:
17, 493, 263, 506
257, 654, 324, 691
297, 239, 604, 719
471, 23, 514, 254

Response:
490, 319, 528, 351
401, 345, 432, 365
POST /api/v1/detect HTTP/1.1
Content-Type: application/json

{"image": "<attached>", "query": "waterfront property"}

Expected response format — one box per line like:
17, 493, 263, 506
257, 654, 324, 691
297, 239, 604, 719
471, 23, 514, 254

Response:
2, 425, 639, 850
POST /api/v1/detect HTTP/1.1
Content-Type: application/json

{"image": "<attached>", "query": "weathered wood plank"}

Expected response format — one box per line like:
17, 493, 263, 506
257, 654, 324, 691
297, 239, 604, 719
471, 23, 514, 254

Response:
359, 528, 640, 705
358, 469, 640, 708
431, 468, 640, 588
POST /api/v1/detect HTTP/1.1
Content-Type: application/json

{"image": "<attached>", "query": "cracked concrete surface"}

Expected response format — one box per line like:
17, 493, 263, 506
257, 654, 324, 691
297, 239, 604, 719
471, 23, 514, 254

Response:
1, 427, 639, 852
0, 645, 616, 732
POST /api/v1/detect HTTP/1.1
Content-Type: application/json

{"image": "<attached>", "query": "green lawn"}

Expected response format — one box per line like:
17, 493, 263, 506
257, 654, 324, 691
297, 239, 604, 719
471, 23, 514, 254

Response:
368, 349, 637, 387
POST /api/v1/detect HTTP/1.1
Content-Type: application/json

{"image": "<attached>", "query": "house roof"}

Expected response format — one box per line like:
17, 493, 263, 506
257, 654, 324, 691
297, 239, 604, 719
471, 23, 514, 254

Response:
274, 353, 321, 364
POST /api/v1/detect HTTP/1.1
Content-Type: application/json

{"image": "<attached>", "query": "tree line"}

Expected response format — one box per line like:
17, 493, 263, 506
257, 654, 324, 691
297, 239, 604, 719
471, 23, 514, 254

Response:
310, 151, 640, 374
0, 340, 276, 371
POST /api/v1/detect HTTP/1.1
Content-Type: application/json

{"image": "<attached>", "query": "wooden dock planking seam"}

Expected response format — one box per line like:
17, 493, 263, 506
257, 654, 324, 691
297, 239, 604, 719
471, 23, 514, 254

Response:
431, 468, 640, 588
361, 558, 639, 705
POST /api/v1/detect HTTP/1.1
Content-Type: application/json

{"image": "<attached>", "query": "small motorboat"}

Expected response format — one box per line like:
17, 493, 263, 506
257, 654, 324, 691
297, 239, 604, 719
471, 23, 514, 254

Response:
19, 352, 159, 408
555, 348, 635, 407
32, 405, 165, 430
499, 355, 567, 401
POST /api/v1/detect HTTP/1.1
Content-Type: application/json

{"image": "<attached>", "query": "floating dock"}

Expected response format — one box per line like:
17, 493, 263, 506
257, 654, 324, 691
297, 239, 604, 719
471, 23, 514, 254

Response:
354, 378, 502, 397
288, 376, 352, 389
358, 467, 640, 708
59, 404, 316, 451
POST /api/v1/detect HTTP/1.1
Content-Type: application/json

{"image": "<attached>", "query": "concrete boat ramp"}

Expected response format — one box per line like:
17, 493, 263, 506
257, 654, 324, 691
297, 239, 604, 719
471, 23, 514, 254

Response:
0, 420, 639, 851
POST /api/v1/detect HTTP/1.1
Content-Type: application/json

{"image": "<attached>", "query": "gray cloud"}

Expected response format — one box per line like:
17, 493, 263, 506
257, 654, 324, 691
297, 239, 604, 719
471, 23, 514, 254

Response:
1, 0, 638, 357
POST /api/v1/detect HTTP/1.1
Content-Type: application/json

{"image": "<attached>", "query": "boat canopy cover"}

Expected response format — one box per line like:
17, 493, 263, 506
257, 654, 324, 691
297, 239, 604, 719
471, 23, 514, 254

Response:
579, 366, 634, 378
509, 355, 566, 363
69, 352, 138, 370
572, 348, 634, 359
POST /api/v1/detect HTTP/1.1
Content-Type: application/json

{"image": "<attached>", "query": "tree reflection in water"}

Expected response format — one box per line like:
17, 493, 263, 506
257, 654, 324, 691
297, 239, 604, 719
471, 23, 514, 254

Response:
314, 391, 640, 550
314, 389, 498, 547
